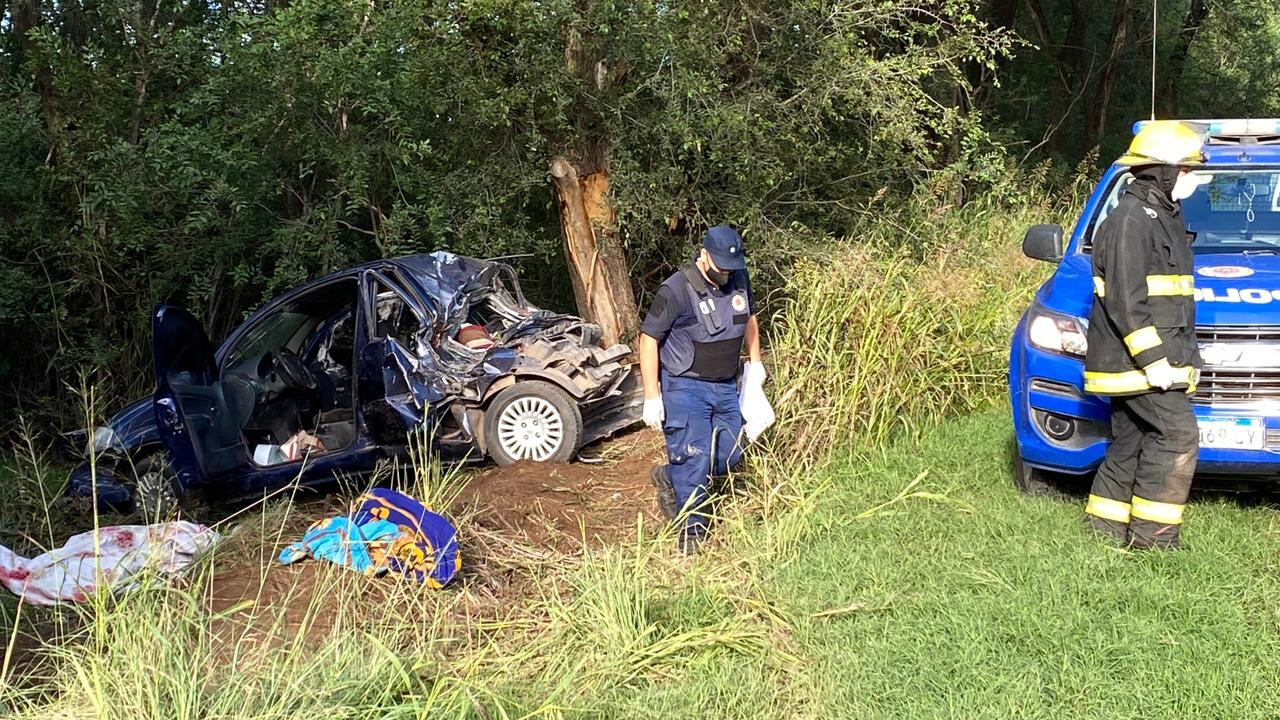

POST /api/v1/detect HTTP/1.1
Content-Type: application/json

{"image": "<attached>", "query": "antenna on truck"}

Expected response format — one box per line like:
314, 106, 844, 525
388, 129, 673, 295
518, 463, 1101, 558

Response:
1150, 0, 1158, 120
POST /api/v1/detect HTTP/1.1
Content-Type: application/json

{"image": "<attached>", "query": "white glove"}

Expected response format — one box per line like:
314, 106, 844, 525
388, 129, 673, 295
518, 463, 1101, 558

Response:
739, 363, 776, 443
1144, 358, 1177, 390
643, 397, 665, 430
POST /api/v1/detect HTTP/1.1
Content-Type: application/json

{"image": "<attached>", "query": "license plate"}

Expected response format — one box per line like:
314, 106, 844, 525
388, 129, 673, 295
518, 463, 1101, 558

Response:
1198, 417, 1264, 450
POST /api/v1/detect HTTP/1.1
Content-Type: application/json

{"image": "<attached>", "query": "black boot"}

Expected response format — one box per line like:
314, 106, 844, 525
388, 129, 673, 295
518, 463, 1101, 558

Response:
1085, 515, 1129, 545
650, 465, 678, 520
677, 527, 704, 556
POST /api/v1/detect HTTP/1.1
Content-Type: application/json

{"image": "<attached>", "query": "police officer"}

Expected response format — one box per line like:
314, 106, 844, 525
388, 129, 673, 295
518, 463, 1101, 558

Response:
638, 225, 763, 554
1083, 121, 1206, 550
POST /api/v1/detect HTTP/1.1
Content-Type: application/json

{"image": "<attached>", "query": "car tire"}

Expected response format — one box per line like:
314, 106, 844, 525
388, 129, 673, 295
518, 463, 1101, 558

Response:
131, 452, 184, 520
1012, 452, 1082, 500
485, 381, 582, 465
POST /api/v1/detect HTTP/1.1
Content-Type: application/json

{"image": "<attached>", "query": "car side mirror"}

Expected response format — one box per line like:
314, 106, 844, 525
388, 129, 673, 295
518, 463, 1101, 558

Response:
1023, 224, 1065, 263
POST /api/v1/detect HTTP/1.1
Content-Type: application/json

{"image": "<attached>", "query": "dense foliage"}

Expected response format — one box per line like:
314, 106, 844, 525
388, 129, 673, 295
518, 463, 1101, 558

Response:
0, 0, 1269, 425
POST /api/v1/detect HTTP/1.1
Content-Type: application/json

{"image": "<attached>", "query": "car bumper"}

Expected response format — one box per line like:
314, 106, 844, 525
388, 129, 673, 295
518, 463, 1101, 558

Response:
1011, 319, 1280, 481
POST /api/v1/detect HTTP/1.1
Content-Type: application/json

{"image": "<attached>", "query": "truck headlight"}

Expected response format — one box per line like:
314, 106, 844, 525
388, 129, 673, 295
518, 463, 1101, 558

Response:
1028, 309, 1088, 357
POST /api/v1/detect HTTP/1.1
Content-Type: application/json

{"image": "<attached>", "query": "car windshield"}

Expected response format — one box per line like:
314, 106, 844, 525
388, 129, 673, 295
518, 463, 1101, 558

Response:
1090, 168, 1280, 254
223, 310, 317, 369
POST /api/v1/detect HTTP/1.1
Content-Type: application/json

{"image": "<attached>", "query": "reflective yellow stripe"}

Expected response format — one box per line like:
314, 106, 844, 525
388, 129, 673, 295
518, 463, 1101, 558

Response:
1084, 365, 1197, 395
1131, 496, 1185, 525
1124, 326, 1163, 355
1084, 370, 1151, 394
1086, 494, 1131, 523
1146, 274, 1195, 296
1093, 277, 1106, 297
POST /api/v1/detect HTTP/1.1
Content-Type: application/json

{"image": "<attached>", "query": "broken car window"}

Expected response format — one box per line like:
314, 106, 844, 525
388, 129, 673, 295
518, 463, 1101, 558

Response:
373, 285, 424, 352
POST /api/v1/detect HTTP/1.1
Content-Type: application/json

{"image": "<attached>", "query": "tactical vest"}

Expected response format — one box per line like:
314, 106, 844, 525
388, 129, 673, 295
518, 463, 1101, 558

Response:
658, 264, 750, 381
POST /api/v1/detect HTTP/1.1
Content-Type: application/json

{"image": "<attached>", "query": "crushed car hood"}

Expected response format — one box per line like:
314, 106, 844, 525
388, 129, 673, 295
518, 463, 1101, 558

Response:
379, 252, 632, 413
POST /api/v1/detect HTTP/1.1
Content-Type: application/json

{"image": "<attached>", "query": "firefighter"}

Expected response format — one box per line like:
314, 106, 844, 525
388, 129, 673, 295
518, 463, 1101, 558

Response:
638, 225, 764, 554
1083, 120, 1206, 550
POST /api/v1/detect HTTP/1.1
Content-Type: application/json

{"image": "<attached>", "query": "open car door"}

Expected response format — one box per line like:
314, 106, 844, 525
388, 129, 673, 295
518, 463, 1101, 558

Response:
152, 305, 248, 491
356, 271, 444, 444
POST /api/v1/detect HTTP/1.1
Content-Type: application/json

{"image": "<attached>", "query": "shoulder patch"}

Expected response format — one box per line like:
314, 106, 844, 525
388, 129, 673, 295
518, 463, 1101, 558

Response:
1143, 207, 1158, 219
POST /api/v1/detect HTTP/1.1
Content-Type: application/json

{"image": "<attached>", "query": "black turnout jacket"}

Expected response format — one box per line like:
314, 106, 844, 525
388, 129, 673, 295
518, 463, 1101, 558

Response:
1084, 179, 1200, 396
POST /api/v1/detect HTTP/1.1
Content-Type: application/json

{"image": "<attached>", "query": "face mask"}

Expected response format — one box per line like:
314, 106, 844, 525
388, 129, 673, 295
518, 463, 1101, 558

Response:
1171, 173, 1200, 202
705, 267, 731, 286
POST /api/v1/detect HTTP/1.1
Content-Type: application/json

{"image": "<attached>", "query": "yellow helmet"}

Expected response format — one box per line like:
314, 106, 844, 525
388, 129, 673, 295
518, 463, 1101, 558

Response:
1116, 120, 1206, 167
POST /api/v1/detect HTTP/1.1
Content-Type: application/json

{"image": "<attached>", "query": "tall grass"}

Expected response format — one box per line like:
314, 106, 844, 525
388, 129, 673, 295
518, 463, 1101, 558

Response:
766, 183, 1081, 455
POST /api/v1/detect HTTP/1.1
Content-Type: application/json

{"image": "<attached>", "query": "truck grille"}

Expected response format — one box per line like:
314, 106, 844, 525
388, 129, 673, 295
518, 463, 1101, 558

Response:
1197, 325, 1280, 343
1194, 326, 1280, 405
1195, 369, 1280, 404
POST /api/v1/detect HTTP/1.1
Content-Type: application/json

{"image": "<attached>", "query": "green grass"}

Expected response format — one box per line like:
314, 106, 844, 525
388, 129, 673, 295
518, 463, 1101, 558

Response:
737, 412, 1280, 719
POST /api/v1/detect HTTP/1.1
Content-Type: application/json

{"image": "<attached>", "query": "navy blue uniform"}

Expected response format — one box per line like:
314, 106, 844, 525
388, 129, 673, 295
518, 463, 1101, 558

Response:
641, 263, 754, 537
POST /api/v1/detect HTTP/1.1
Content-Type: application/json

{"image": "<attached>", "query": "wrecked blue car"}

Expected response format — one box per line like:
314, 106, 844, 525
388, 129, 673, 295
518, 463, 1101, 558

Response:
66, 252, 641, 514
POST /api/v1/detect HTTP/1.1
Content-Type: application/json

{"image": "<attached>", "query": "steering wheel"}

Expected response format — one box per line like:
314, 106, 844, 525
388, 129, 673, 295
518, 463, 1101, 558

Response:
273, 349, 317, 391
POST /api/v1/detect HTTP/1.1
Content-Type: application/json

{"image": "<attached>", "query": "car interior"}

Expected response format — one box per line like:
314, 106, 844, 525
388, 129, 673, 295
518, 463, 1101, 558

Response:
220, 278, 362, 465
1089, 170, 1280, 253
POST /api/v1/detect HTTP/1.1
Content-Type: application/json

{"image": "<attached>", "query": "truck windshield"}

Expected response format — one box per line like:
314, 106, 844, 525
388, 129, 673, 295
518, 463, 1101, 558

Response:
1089, 168, 1280, 254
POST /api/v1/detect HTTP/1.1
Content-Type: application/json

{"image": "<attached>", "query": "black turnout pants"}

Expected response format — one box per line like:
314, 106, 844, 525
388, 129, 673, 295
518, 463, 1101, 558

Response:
1085, 390, 1197, 549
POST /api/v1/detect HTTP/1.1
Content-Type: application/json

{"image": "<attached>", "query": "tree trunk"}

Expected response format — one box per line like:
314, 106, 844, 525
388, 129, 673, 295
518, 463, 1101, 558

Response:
1058, 0, 1094, 81
549, 156, 639, 347
1163, 0, 1209, 116
13, 0, 61, 140
1084, 0, 1131, 149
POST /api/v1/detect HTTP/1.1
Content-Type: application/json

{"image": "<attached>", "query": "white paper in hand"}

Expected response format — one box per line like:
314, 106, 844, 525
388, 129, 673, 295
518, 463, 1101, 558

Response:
739, 363, 776, 443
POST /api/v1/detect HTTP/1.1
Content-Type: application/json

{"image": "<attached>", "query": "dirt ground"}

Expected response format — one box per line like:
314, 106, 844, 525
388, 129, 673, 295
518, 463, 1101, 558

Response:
199, 428, 666, 651
455, 428, 665, 550
3, 429, 667, 681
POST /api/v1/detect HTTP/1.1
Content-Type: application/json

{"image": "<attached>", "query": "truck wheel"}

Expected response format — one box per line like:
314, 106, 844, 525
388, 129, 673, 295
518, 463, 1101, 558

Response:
131, 453, 184, 520
1012, 454, 1078, 499
485, 382, 582, 465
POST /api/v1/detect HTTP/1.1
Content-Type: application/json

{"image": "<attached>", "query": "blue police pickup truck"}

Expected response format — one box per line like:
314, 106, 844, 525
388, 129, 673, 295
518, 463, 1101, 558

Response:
1010, 118, 1280, 493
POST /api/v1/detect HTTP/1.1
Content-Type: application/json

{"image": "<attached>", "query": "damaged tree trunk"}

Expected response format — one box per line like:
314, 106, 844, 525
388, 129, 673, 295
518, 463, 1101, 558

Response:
550, 157, 639, 347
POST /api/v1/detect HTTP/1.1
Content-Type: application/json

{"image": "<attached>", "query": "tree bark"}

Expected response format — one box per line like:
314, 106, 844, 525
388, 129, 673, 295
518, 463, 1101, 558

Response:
1163, 0, 1209, 116
1086, 0, 1130, 148
549, 157, 639, 347
13, 0, 61, 140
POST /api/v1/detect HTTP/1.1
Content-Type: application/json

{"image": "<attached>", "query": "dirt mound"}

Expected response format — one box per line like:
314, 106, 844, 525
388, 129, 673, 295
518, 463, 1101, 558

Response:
196, 428, 666, 653
456, 429, 665, 550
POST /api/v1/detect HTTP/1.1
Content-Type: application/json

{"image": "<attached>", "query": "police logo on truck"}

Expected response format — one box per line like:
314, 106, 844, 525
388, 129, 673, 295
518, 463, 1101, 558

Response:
1198, 266, 1254, 278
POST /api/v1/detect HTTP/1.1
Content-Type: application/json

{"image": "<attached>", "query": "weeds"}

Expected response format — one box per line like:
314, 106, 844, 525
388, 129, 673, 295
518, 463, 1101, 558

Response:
765, 186, 1078, 456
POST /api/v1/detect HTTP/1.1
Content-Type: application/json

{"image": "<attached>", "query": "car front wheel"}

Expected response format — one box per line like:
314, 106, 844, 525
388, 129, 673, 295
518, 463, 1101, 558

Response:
485, 382, 582, 465
131, 452, 184, 520
1012, 451, 1084, 500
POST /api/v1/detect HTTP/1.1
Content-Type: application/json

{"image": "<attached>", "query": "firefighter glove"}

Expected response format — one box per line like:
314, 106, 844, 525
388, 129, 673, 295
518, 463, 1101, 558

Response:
1144, 358, 1177, 390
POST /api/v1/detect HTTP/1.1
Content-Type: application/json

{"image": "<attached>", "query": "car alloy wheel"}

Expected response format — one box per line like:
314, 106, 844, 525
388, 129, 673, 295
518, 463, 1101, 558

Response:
133, 454, 182, 520
496, 396, 566, 461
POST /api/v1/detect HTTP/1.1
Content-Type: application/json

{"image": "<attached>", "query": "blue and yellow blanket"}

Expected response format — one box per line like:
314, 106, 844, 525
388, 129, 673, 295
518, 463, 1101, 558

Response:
278, 488, 461, 587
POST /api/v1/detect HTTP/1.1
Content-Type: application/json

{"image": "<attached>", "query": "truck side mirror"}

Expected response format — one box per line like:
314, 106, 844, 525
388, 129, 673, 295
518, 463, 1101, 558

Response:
1023, 224, 1065, 263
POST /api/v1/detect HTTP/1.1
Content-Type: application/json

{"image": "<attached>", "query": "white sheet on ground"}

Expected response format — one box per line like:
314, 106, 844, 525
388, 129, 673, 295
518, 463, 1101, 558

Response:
0, 521, 220, 606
